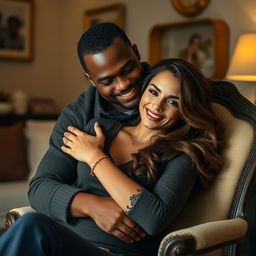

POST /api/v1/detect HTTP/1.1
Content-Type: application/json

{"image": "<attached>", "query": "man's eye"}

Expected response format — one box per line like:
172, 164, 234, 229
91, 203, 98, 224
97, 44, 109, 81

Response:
148, 89, 158, 96
120, 65, 134, 76
101, 80, 113, 86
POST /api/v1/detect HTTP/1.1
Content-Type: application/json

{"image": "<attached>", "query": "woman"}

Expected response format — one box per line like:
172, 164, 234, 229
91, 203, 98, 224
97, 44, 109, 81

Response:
60, 58, 223, 254
0, 58, 223, 256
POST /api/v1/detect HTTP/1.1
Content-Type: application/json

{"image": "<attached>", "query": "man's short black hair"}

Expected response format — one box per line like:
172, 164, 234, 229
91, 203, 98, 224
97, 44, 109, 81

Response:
77, 22, 132, 71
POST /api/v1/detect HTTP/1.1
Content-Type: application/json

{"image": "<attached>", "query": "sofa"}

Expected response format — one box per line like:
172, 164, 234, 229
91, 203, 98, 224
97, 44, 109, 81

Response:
0, 119, 55, 228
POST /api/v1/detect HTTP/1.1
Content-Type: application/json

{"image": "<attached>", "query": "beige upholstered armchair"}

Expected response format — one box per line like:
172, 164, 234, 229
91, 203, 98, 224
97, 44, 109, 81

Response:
5, 81, 256, 256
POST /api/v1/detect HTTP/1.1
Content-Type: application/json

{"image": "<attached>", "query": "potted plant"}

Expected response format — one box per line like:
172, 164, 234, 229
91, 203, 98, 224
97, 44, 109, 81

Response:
0, 91, 12, 114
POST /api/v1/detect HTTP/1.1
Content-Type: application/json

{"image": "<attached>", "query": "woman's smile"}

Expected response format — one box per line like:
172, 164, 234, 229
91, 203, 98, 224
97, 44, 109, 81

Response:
145, 108, 164, 121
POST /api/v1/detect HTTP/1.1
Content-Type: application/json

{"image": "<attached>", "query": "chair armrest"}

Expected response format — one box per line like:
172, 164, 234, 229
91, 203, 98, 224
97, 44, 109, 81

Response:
158, 217, 248, 256
5, 206, 35, 229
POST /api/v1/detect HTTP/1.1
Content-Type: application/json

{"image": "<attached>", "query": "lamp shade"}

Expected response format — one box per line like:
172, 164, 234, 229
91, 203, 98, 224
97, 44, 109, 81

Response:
226, 33, 256, 81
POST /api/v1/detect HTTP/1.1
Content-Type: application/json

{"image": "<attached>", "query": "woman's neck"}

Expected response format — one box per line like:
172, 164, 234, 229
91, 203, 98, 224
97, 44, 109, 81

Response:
122, 123, 158, 146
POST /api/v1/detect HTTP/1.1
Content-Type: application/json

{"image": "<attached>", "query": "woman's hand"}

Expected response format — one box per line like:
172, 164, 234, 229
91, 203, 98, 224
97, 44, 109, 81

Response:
61, 122, 105, 165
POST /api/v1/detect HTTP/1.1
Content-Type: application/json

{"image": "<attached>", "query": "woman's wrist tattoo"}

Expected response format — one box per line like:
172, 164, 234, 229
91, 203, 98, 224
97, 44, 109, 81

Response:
125, 188, 144, 214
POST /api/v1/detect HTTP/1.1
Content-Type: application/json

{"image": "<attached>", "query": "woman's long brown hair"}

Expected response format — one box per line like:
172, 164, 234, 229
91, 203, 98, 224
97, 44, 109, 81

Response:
131, 58, 223, 188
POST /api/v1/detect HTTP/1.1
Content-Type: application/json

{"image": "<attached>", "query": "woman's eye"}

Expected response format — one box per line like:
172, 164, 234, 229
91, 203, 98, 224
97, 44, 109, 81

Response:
167, 99, 178, 107
148, 89, 158, 96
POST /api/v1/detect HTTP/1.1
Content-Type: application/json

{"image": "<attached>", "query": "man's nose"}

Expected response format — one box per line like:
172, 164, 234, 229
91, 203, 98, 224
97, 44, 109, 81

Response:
115, 76, 130, 91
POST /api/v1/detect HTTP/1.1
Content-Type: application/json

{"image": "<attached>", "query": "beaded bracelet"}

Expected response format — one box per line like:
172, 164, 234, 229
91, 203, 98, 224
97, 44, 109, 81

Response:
90, 156, 109, 176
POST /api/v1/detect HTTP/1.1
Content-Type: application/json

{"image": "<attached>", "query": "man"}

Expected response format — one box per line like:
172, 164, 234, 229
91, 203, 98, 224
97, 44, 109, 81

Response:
0, 23, 150, 255
30, 21, 149, 239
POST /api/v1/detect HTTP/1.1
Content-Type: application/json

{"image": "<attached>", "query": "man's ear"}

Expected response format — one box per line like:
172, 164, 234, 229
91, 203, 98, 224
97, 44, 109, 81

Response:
132, 44, 141, 61
84, 73, 95, 86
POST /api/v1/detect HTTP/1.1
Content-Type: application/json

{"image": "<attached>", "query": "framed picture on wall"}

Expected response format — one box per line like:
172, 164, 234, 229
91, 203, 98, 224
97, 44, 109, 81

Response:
84, 3, 125, 31
149, 18, 229, 79
0, 0, 33, 60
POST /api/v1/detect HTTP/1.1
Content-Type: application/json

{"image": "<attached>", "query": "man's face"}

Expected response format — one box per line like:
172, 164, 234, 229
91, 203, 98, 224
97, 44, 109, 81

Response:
84, 38, 143, 112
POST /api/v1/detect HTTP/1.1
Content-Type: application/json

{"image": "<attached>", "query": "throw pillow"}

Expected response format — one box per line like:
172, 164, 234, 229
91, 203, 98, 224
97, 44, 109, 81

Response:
0, 122, 29, 181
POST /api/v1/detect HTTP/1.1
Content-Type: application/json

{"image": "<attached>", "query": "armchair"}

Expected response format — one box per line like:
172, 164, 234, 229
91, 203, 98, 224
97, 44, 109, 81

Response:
5, 81, 256, 256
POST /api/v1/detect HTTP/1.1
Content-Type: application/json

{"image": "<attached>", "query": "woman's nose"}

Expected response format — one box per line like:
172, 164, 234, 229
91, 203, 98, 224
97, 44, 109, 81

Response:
152, 99, 164, 112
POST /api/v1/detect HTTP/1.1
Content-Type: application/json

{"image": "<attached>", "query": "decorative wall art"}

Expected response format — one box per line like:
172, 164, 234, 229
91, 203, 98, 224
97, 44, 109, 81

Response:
0, 0, 33, 60
149, 18, 229, 79
84, 3, 125, 31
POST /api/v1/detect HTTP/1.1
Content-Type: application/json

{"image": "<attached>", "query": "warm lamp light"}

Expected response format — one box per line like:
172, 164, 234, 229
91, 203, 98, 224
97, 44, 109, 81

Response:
226, 33, 256, 81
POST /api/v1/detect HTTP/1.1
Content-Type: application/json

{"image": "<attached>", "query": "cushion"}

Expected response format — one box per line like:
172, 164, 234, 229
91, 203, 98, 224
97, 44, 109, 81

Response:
26, 120, 55, 180
0, 122, 29, 181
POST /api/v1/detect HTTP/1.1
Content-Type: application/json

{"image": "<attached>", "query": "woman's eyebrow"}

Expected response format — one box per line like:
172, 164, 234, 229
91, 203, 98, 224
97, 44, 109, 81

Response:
149, 83, 161, 92
149, 84, 179, 99
168, 95, 179, 99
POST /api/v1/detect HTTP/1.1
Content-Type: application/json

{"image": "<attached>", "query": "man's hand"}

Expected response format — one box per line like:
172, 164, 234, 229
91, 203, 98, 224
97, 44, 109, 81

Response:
70, 193, 146, 243
90, 197, 146, 243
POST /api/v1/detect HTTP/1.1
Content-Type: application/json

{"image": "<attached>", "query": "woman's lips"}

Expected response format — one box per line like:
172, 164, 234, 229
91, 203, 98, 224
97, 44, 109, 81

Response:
146, 108, 163, 121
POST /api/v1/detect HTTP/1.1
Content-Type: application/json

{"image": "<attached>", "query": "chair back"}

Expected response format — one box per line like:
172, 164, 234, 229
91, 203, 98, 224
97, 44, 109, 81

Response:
168, 81, 256, 256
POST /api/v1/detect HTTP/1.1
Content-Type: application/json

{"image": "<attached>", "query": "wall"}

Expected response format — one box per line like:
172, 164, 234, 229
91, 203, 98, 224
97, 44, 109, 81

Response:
0, 0, 256, 111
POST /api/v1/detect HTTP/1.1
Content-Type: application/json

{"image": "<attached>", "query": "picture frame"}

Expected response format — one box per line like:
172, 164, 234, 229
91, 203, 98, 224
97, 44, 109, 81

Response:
0, 0, 33, 60
29, 98, 56, 116
84, 3, 125, 31
171, 0, 211, 17
149, 18, 229, 79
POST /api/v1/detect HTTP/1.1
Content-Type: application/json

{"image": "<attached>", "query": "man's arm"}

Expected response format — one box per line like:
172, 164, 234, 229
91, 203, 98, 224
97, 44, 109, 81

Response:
71, 193, 145, 243
29, 141, 145, 243
28, 95, 145, 242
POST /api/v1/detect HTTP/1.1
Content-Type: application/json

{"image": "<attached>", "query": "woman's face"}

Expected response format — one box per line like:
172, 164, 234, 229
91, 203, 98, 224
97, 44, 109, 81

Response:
139, 70, 180, 132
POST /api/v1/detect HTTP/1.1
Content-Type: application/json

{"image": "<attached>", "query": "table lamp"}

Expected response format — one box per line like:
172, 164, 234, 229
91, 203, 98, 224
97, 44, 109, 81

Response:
226, 33, 256, 103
